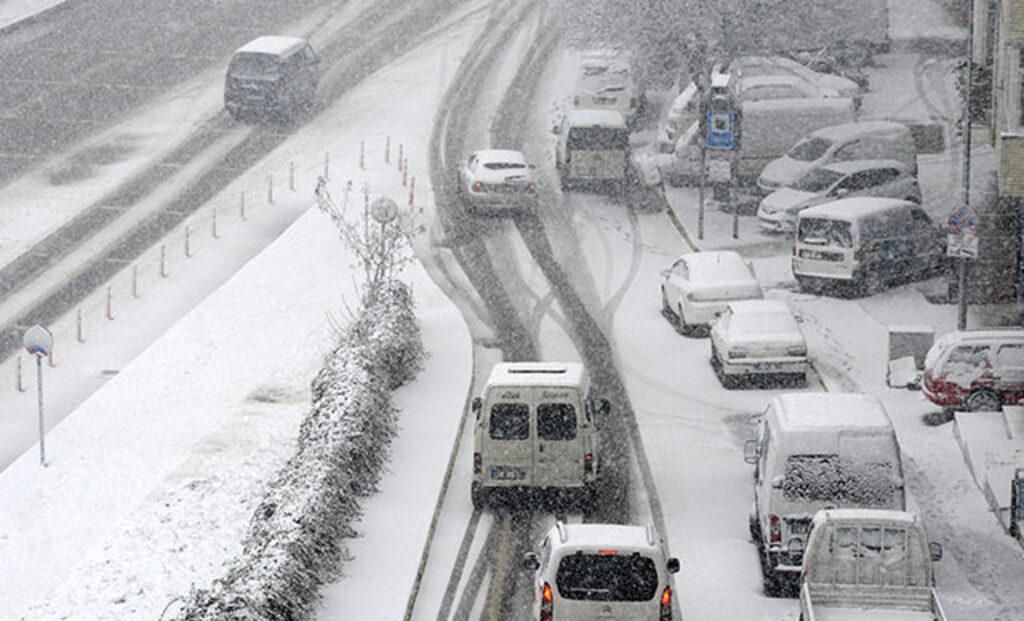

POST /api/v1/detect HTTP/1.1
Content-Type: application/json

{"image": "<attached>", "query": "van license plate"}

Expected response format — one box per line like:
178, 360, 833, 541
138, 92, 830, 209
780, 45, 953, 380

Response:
789, 521, 810, 535
491, 466, 526, 481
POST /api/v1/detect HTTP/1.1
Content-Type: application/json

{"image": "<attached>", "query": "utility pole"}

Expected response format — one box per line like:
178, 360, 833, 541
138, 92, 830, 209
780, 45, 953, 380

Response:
958, 0, 976, 330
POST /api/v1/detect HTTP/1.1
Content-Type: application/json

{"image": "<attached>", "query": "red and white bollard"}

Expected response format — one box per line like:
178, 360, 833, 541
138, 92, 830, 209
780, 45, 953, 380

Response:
398, 144, 404, 171
402, 159, 408, 187
324, 151, 330, 179
408, 176, 416, 206
289, 161, 295, 191
267, 174, 274, 204
106, 286, 114, 320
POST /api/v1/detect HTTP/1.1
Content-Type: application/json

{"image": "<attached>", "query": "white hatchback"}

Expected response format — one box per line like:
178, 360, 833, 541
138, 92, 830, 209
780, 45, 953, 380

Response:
660, 251, 763, 335
709, 300, 809, 388
524, 522, 680, 620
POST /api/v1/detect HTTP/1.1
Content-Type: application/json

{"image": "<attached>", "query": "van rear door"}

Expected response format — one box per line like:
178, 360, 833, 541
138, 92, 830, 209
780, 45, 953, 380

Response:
482, 389, 533, 487
532, 387, 586, 488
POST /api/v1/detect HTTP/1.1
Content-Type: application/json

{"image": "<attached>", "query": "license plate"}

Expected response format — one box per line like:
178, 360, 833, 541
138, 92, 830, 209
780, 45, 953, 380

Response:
789, 521, 811, 535
594, 97, 616, 105
490, 466, 525, 481
800, 249, 841, 262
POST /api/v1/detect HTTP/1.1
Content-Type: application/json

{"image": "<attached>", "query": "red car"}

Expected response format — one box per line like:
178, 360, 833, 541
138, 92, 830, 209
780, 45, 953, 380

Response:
922, 329, 1024, 412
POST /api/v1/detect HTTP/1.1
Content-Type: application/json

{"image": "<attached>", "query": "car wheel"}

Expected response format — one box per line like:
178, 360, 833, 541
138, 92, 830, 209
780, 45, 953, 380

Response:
760, 548, 783, 598
719, 369, 739, 389
749, 513, 761, 543
677, 304, 693, 336
966, 389, 1002, 412
856, 270, 882, 297
661, 287, 672, 315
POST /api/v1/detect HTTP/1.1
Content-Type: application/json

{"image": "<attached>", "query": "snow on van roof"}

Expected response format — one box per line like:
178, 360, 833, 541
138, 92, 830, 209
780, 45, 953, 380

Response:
566, 108, 627, 128
486, 362, 585, 388
800, 197, 915, 221
772, 393, 893, 431
727, 299, 790, 315
812, 508, 921, 528
235, 36, 307, 57
552, 523, 659, 551
808, 120, 910, 142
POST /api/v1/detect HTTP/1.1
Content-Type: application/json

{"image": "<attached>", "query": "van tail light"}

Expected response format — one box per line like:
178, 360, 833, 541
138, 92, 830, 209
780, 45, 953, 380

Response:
540, 582, 554, 620
659, 585, 673, 620
472, 181, 484, 193
473, 452, 481, 474
630, 97, 637, 110
853, 247, 862, 262
584, 452, 594, 475
526, 182, 537, 194
792, 238, 797, 256
686, 291, 698, 301
769, 515, 781, 544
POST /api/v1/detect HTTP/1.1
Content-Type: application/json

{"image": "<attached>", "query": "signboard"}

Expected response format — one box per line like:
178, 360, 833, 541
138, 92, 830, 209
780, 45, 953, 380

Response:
947, 233, 979, 259
706, 156, 732, 183
947, 204, 979, 235
705, 109, 735, 150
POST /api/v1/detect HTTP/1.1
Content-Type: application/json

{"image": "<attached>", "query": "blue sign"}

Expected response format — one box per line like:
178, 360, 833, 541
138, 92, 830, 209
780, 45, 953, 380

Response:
706, 109, 735, 150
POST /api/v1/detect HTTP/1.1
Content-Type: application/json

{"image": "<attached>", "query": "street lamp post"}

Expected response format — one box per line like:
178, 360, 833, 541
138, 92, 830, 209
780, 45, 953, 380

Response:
22, 324, 54, 467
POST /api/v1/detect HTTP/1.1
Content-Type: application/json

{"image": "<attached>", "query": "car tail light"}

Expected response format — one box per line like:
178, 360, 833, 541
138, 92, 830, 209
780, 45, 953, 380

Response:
728, 349, 748, 360
686, 291, 698, 302
540, 582, 554, 620
659, 585, 672, 620
473, 452, 481, 474
584, 452, 594, 475
472, 181, 484, 192
526, 182, 536, 193
786, 346, 806, 357
853, 247, 862, 262
770, 515, 781, 544
792, 238, 797, 256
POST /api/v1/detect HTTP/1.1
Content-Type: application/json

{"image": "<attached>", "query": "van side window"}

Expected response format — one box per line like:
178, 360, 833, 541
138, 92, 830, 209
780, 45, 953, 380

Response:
538, 403, 577, 440
671, 259, 689, 279
489, 403, 530, 440
996, 344, 1024, 367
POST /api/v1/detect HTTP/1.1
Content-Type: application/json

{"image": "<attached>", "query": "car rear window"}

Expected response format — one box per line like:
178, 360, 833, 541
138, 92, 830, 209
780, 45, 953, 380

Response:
556, 553, 659, 601
483, 162, 526, 170
783, 454, 896, 506
798, 218, 852, 248
230, 53, 281, 77
537, 403, 577, 440
788, 137, 832, 162
568, 127, 629, 151
489, 403, 529, 440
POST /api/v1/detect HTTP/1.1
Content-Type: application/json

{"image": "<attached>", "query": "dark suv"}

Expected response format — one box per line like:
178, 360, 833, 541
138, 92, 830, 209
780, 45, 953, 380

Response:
224, 36, 319, 121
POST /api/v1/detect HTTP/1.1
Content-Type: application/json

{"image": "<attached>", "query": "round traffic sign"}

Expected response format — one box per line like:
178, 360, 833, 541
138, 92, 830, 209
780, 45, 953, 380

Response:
947, 205, 979, 235
370, 197, 399, 224
23, 324, 53, 357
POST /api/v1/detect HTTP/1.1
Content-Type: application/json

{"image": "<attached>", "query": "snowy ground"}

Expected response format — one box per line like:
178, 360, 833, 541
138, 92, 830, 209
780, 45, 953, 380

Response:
1, 0, 1022, 620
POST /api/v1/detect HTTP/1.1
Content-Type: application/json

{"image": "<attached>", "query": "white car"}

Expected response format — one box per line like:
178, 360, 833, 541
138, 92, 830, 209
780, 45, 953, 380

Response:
709, 299, 809, 388
660, 251, 763, 334
757, 159, 921, 233
728, 55, 861, 108
523, 522, 681, 620
458, 149, 537, 215
734, 75, 839, 103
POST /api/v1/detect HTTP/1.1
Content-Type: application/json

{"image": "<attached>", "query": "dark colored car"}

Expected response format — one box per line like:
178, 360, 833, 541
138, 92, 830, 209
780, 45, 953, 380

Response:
224, 36, 319, 121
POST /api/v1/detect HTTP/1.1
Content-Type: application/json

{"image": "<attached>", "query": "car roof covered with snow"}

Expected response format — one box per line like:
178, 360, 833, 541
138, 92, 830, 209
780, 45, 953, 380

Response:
486, 362, 586, 390
680, 251, 754, 284
724, 300, 802, 339
235, 36, 308, 57
806, 120, 912, 143
472, 149, 527, 167
566, 108, 627, 128
771, 393, 894, 432
549, 522, 660, 553
800, 197, 916, 222
818, 159, 911, 176
812, 508, 921, 529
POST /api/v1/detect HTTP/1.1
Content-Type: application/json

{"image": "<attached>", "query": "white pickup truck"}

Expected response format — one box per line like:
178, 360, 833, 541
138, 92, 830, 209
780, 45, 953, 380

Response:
799, 509, 946, 621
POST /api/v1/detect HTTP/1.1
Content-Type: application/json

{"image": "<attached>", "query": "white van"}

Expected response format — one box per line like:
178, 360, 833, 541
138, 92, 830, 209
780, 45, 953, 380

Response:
523, 522, 681, 620
792, 198, 946, 296
555, 109, 630, 189
663, 97, 855, 186
471, 362, 608, 509
758, 121, 918, 193
743, 393, 906, 596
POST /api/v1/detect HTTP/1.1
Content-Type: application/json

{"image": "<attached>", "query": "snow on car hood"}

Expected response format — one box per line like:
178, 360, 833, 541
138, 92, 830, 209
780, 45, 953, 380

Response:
759, 156, 813, 190
761, 187, 823, 214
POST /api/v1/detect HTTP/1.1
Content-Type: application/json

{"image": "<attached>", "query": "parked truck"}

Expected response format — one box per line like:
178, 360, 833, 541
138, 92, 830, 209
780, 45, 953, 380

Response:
799, 509, 947, 621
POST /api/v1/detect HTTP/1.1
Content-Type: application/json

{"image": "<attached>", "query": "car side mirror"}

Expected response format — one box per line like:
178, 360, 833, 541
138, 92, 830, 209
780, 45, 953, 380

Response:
591, 398, 611, 429
660, 268, 671, 278
523, 552, 541, 571
743, 439, 758, 464
666, 557, 681, 574
472, 397, 482, 418
771, 474, 784, 489
929, 542, 943, 562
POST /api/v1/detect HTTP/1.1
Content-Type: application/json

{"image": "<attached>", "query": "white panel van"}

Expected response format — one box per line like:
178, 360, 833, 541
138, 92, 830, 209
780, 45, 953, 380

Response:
555, 109, 630, 190
471, 362, 608, 509
743, 393, 906, 597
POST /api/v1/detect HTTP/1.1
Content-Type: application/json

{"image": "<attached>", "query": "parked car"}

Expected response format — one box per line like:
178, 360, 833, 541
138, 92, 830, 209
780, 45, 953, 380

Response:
458, 149, 537, 215
733, 74, 838, 103
744, 393, 906, 596
757, 159, 921, 233
728, 55, 862, 108
758, 121, 918, 194
471, 362, 608, 509
709, 299, 809, 388
922, 329, 1024, 412
656, 81, 699, 153
660, 251, 763, 335
800, 509, 947, 621
792, 198, 946, 296
224, 36, 319, 121
523, 522, 681, 620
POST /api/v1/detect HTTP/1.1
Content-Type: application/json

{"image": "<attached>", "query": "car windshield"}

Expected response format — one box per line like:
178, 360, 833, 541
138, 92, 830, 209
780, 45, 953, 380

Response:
568, 127, 629, 151
229, 53, 281, 78
791, 168, 844, 193
798, 218, 853, 248
787, 137, 832, 162
556, 553, 659, 602
489, 403, 529, 440
783, 455, 896, 506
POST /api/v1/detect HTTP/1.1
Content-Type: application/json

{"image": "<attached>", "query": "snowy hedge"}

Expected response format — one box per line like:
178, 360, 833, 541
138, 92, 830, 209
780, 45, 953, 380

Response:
179, 281, 422, 620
